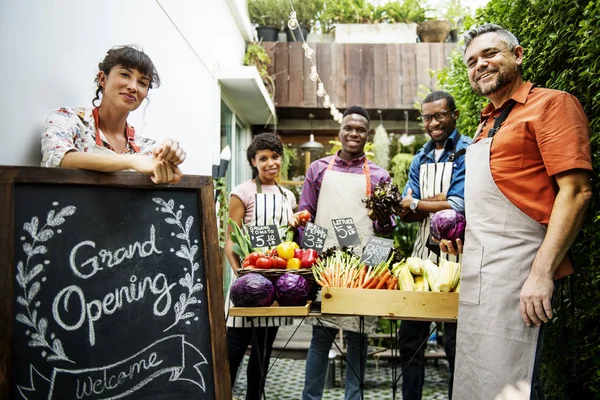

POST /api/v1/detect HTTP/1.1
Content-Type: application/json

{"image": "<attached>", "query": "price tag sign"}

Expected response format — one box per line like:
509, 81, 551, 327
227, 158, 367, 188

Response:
360, 236, 394, 266
301, 222, 328, 253
248, 225, 280, 248
331, 217, 361, 247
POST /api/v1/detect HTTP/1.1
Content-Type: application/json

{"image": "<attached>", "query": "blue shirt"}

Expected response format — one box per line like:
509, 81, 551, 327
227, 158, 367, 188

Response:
403, 129, 472, 213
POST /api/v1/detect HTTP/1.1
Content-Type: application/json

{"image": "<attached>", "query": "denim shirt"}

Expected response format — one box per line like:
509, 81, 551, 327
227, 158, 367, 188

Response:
403, 129, 472, 213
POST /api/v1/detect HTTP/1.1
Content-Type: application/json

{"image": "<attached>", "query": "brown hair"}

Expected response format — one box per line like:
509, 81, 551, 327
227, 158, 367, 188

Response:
92, 45, 161, 107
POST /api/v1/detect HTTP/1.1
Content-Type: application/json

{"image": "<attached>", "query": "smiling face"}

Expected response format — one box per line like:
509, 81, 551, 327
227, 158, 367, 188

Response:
252, 149, 281, 184
339, 113, 369, 159
98, 64, 150, 112
421, 99, 458, 149
464, 32, 523, 99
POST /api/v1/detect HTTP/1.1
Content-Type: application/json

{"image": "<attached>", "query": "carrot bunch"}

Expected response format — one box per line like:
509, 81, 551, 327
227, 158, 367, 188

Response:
312, 250, 362, 288
312, 250, 398, 290
358, 254, 397, 290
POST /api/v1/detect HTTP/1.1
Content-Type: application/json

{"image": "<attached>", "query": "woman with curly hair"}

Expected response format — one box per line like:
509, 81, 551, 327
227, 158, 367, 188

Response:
225, 132, 303, 399
41, 45, 185, 184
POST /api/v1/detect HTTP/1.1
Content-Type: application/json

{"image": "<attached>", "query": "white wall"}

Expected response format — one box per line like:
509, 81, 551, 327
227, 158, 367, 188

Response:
0, 0, 250, 175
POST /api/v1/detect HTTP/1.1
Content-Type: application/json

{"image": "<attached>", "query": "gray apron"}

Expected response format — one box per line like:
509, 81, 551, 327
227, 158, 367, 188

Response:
226, 181, 294, 328
411, 158, 460, 264
452, 137, 543, 399
309, 157, 378, 334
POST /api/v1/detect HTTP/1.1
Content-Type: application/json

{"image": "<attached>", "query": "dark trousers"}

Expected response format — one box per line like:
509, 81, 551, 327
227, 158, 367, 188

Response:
398, 320, 457, 400
227, 326, 279, 400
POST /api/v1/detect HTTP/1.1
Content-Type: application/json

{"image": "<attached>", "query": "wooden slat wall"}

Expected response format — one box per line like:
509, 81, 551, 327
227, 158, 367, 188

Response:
270, 42, 456, 109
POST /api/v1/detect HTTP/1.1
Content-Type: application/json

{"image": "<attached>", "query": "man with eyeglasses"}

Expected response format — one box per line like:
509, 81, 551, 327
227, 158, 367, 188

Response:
396, 91, 471, 400
441, 24, 592, 399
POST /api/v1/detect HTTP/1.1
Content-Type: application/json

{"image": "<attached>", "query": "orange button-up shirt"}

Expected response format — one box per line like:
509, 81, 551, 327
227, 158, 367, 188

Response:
475, 82, 592, 278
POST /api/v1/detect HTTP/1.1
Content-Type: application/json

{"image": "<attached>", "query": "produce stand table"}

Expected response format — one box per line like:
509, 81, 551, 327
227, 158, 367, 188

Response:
228, 289, 458, 400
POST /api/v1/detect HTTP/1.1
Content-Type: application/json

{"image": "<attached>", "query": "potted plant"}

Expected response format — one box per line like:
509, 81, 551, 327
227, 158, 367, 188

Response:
323, 0, 425, 44
248, 0, 286, 41
244, 43, 275, 98
440, 0, 470, 42
417, 19, 452, 42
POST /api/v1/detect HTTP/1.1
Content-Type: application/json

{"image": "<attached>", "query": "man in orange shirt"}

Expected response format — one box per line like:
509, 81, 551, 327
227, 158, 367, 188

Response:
443, 24, 592, 399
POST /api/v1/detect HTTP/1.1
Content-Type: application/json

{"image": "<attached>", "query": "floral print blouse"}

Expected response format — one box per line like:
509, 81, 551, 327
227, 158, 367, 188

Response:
41, 107, 156, 168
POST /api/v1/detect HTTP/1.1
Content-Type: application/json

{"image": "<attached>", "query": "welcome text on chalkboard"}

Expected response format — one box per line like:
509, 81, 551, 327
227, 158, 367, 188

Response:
0, 167, 231, 400
300, 222, 327, 253
331, 217, 361, 247
248, 225, 280, 248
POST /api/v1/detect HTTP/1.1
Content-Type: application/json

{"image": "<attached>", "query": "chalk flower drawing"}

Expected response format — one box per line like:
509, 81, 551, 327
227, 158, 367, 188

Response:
153, 198, 203, 332
16, 204, 76, 363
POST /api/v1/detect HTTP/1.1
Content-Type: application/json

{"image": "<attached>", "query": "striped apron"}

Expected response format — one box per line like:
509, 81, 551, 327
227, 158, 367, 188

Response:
226, 181, 294, 328
411, 157, 461, 264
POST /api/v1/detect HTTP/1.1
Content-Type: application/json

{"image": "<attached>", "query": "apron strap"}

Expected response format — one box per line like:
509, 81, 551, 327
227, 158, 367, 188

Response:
327, 156, 371, 197
255, 179, 286, 198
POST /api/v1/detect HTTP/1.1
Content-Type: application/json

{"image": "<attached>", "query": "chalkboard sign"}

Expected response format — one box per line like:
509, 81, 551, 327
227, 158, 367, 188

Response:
0, 167, 230, 399
331, 217, 361, 247
248, 225, 280, 248
300, 222, 328, 253
360, 236, 394, 266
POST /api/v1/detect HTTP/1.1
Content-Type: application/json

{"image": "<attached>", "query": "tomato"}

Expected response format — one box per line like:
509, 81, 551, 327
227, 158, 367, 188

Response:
245, 264, 255, 269
296, 210, 312, 222
246, 252, 261, 265
255, 257, 273, 269
272, 256, 288, 269
242, 259, 251, 268
276, 242, 296, 260
286, 258, 302, 270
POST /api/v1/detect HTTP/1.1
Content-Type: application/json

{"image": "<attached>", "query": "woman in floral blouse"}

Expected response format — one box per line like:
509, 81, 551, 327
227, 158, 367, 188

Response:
41, 45, 185, 184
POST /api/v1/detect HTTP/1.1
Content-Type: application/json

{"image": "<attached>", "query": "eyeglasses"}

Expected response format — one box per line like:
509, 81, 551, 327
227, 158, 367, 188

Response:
421, 110, 453, 123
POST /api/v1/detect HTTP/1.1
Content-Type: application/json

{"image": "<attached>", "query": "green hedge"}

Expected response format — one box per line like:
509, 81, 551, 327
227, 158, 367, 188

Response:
437, 1, 600, 397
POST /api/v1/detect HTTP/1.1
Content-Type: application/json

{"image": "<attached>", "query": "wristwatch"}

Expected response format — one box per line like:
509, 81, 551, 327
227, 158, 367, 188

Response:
410, 199, 420, 213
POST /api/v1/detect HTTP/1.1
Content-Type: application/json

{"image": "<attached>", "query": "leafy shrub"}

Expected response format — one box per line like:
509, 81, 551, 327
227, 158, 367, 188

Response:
437, 0, 600, 397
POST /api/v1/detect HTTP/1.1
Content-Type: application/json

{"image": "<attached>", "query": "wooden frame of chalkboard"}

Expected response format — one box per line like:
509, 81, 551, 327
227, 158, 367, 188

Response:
0, 166, 231, 399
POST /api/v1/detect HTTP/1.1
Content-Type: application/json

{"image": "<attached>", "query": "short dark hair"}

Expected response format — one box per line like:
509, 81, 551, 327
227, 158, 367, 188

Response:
246, 132, 283, 176
463, 24, 520, 53
342, 105, 370, 123
422, 91, 456, 111
93, 45, 160, 106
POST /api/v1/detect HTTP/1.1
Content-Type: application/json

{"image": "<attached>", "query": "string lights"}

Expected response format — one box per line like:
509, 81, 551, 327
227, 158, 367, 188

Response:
287, 1, 343, 124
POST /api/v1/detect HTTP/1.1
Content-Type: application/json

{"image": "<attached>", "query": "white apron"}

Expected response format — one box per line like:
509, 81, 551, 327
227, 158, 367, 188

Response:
309, 157, 378, 334
452, 137, 544, 399
411, 156, 461, 264
226, 181, 294, 328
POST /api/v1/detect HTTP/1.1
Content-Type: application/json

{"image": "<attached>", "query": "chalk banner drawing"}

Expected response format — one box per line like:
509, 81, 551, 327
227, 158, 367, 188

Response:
12, 185, 215, 399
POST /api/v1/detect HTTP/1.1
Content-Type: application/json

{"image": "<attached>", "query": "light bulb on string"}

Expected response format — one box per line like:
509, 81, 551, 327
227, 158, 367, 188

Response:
309, 66, 319, 82
323, 94, 331, 107
302, 43, 314, 59
316, 82, 326, 97
287, 11, 299, 30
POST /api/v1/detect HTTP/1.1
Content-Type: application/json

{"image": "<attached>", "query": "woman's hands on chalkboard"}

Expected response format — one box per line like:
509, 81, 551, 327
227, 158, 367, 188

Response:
153, 138, 186, 165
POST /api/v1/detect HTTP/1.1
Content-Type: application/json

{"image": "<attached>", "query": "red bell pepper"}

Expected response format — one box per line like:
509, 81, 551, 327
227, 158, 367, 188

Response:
300, 249, 318, 269
294, 248, 303, 259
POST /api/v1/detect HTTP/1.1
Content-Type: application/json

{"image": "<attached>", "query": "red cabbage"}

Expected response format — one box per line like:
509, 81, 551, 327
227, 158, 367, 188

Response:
275, 273, 309, 306
230, 273, 274, 307
430, 209, 466, 242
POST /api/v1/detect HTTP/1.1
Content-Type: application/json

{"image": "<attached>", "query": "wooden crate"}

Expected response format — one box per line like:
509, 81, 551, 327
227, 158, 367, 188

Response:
229, 301, 312, 317
321, 288, 458, 322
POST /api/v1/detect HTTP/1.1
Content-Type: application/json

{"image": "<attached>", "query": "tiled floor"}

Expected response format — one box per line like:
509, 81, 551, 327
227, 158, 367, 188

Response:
232, 356, 450, 400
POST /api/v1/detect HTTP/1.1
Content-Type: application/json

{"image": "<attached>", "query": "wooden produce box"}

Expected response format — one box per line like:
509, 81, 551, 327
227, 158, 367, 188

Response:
321, 288, 458, 322
229, 300, 312, 317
